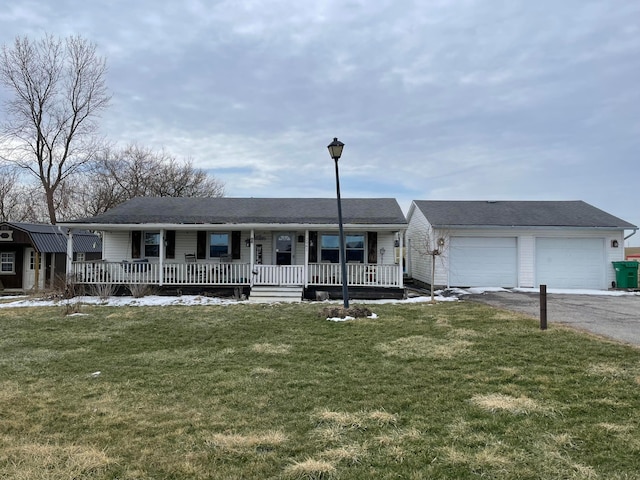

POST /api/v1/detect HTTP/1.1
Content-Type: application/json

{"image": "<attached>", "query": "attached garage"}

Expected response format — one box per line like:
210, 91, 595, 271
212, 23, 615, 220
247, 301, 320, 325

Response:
536, 238, 605, 289
449, 237, 517, 287
406, 200, 637, 290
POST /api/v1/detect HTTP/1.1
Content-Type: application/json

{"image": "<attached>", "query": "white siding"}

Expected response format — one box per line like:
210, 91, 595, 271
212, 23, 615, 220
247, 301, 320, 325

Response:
406, 204, 442, 286
102, 231, 130, 261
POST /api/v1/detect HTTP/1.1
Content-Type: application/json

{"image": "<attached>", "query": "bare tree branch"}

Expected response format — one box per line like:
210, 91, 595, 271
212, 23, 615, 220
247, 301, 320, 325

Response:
57, 144, 226, 219
0, 34, 110, 224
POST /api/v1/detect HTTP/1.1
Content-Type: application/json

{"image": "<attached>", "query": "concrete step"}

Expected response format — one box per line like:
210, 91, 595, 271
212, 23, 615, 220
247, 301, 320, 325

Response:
249, 286, 303, 303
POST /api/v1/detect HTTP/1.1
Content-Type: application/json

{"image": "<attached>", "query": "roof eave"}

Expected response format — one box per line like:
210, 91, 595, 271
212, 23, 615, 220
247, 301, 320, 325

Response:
59, 222, 407, 231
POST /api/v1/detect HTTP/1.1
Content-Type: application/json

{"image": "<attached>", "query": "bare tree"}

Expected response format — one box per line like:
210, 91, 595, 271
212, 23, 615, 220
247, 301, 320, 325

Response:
0, 166, 22, 221
411, 231, 448, 302
0, 34, 110, 224
59, 144, 226, 219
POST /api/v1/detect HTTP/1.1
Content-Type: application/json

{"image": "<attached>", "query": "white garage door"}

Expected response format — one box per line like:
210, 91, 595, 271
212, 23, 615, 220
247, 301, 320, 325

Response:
535, 238, 605, 289
449, 237, 517, 287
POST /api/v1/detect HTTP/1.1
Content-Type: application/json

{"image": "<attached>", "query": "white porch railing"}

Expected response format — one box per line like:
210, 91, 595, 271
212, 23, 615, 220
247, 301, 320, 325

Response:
72, 261, 251, 285
252, 265, 305, 285
307, 263, 400, 287
71, 261, 402, 288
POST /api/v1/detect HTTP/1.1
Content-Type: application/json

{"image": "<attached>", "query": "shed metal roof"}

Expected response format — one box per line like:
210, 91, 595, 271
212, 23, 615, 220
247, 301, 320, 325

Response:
0, 222, 101, 253
411, 200, 637, 229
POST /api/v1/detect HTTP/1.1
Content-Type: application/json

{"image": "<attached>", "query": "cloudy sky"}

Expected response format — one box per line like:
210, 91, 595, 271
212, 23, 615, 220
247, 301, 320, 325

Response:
1, 0, 639, 244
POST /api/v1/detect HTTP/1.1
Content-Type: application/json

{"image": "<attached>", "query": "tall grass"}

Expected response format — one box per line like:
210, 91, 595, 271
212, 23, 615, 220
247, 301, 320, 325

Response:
0, 301, 639, 479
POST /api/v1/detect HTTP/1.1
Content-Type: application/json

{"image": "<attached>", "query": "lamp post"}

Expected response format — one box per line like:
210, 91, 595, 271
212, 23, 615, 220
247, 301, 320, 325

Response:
327, 137, 349, 308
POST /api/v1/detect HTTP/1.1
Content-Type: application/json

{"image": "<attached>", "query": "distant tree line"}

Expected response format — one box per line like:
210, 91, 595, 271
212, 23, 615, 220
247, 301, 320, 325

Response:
0, 34, 224, 224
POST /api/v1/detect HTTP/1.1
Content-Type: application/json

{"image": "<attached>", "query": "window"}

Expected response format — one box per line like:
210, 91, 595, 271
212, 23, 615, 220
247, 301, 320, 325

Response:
321, 234, 340, 263
144, 232, 160, 257
76, 252, 86, 262
29, 250, 35, 270
320, 233, 365, 263
1, 252, 15, 274
345, 234, 365, 263
210, 233, 229, 258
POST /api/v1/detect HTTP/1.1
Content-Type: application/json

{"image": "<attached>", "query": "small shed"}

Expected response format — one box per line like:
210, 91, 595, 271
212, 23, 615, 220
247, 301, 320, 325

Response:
0, 222, 101, 292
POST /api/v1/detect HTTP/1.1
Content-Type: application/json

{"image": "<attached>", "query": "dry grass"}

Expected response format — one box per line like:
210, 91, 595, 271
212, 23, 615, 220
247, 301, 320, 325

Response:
0, 442, 112, 480
205, 431, 286, 452
375, 335, 473, 359
284, 458, 336, 479
251, 342, 291, 354
319, 444, 367, 465
470, 393, 550, 415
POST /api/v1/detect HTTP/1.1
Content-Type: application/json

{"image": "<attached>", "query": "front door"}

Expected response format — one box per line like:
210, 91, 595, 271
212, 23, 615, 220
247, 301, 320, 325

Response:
275, 233, 293, 265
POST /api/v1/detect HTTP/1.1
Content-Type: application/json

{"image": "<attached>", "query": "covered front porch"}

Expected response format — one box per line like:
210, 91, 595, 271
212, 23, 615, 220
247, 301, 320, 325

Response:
60, 196, 409, 300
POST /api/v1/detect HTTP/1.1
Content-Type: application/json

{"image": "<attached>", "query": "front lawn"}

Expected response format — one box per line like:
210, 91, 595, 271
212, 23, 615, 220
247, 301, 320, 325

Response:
0, 301, 639, 479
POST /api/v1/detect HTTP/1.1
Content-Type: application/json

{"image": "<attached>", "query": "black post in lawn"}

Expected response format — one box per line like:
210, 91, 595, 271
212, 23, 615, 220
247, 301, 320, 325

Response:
540, 284, 547, 330
327, 137, 349, 309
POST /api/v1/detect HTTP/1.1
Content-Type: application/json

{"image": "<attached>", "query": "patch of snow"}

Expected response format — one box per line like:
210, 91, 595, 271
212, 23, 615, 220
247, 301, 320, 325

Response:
0, 295, 243, 309
513, 287, 640, 296
0, 287, 635, 310
328, 316, 355, 322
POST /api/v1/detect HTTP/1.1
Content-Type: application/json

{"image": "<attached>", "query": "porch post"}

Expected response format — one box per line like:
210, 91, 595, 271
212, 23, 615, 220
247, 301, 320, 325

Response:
159, 229, 165, 286
66, 230, 74, 285
249, 229, 255, 286
304, 230, 309, 288
398, 231, 405, 288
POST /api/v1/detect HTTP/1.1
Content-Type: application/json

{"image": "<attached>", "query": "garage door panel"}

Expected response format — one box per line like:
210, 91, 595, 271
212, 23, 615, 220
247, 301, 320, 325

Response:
535, 238, 604, 289
450, 237, 517, 287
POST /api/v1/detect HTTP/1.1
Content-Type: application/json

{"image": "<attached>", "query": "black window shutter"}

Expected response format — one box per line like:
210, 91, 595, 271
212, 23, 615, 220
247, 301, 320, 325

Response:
165, 230, 176, 259
132, 231, 141, 259
197, 231, 207, 259
367, 232, 378, 263
231, 231, 241, 259
309, 231, 318, 263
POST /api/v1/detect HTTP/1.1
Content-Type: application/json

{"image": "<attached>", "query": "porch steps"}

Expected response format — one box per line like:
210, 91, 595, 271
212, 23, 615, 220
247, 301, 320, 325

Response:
249, 286, 303, 303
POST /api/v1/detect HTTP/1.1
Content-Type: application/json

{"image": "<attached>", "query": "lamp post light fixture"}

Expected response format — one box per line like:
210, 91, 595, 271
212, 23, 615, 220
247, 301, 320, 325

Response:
327, 137, 349, 309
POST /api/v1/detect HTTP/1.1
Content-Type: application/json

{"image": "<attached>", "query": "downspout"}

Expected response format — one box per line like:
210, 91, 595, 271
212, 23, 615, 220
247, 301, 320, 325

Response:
624, 229, 638, 242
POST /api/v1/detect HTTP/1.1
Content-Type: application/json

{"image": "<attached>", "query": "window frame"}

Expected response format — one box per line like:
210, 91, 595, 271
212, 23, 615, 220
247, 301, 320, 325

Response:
319, 232, 366, 264
209, 232, 230, 258
0, 251, 16, 274
144, 231, 161, 258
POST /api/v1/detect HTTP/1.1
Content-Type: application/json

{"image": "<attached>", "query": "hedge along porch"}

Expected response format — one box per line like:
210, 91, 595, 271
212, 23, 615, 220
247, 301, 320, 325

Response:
59, 197, 407, 300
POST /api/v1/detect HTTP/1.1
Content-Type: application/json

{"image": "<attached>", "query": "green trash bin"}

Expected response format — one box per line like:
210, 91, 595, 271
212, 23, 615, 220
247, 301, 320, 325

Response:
612, 261, 639, 289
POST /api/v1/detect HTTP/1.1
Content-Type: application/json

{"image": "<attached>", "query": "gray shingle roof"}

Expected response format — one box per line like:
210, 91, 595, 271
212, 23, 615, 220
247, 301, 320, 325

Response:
66, 197, 407, 226
412, 201, 637, 229
1, 222, 102, 253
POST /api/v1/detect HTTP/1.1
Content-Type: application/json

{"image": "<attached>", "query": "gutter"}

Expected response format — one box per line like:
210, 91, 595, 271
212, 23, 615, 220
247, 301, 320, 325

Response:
625, 228, 638, 242
57, 222, 407, 232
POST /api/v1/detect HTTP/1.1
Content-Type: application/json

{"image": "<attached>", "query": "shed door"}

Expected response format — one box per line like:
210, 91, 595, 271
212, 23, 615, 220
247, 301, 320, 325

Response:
23, 248, 42, 290
449, 237, 517, 287
535, 238, 605, 289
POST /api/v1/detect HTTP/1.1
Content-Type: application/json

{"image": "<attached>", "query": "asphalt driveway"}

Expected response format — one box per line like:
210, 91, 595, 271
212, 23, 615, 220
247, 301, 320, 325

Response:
465, 290, 640, 347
